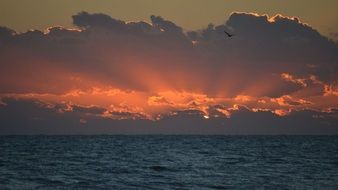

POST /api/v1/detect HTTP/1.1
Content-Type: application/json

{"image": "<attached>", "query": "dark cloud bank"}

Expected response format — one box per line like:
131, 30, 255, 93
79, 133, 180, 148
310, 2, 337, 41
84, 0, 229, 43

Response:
1, 11, 337, 96
0, 12, 337, 134
1, 97, 337, 135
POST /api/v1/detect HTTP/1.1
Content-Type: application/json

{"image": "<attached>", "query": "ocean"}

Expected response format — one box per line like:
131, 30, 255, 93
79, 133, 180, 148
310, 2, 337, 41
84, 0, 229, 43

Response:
1, 136, 338, 189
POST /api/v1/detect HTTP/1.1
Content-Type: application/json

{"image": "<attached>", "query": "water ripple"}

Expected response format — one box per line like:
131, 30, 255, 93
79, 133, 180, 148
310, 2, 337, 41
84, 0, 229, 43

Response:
1, 135, 338, 189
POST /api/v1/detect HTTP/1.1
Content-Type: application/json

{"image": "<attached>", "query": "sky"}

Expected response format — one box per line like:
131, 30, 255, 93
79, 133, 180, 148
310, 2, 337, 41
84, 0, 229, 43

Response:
0, 1, 337, 134
1, 0, 338, 37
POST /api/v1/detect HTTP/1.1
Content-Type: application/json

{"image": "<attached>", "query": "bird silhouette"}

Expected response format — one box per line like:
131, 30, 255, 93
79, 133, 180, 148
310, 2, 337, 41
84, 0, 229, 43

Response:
224, 30, 234, 38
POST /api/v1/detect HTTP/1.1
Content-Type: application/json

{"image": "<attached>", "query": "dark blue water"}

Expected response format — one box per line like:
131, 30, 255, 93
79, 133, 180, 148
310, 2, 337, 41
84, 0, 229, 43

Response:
1, 136, 338, 189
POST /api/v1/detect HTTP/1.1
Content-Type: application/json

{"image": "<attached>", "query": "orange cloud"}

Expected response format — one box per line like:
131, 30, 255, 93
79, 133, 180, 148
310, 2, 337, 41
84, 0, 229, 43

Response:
324, 84, 338, 96
271, 95, 312, 107
281, 73, 307, 87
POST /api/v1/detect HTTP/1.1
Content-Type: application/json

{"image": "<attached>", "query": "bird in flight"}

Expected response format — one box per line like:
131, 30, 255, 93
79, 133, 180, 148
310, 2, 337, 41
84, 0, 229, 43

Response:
224, 30, 234, 38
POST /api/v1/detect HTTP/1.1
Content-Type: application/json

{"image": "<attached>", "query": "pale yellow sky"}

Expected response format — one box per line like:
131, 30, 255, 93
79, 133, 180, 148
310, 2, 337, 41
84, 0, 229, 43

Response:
1, 0, 338, 37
